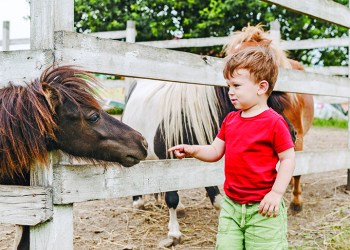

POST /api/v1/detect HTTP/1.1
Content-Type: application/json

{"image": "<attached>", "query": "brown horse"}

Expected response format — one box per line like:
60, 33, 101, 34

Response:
0, 65, 148, 249
224, 24, 314, 212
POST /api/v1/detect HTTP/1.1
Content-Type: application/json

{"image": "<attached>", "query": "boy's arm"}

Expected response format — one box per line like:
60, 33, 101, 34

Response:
168, 137, 225, 162
272, 147, 296, 195
259, 147, 295, 217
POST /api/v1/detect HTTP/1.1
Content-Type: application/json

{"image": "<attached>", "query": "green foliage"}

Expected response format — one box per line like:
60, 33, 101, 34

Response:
74, 0, 349, 65
312, 118, 348, 129
105, 106, 124, 115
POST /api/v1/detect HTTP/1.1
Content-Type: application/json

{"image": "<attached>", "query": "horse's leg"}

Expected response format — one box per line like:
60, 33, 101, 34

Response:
290, 134, 304, 212
14, 225, 29, 250
165, 191, 181, 245
205, 186, 222, 210
290, 175, 302, 212
132, 195, 145, 210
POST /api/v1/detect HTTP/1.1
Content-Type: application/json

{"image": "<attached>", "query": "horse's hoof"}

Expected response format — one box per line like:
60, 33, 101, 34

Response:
158, 236, 181, 248
132, 199, 145, 210
213, 194, 223, 210
290, 202, 303, 212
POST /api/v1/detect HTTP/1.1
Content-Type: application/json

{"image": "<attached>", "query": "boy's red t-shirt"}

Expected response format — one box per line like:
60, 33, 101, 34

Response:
217, 108, 294, 204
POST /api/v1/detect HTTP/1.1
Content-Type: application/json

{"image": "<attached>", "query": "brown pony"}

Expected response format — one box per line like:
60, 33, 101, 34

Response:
224, 24, 314, 212
0, 65, 148, 249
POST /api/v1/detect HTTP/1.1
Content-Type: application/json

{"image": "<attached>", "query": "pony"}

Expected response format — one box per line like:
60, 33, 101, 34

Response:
0, 65, 148, 250
122, 25, 313, 246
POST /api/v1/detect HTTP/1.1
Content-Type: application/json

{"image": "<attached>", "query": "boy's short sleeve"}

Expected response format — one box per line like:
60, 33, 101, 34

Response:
217, 115, 228, 141
273, 118, 295, 153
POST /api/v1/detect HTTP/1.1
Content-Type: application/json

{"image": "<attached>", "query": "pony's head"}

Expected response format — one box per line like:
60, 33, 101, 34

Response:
0, 65, 148, 181
223, 24, 292, 69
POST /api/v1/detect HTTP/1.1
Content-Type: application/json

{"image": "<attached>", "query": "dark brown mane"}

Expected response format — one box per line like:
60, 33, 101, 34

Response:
0, 65, 101, 179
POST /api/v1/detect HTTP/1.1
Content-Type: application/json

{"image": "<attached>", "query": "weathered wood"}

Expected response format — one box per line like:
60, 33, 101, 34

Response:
30, 206, 73, 250
2, 21, 10, 51
53, 149, 350, 204
3, 35, 346, 52
138, 36, 230, 48
139, 36, 348, 51
0, 38, 30, 46
276, 68, 350, 97
281, 37, 349, 51
0, 49, 54, 85
30, 1, 74, 249
261, 0, 350, 28
54, 31, 225, 87
305, 66, 349, 76
0, 185, 52, 225
53, 31, 350, 97
90, 30, 127, 39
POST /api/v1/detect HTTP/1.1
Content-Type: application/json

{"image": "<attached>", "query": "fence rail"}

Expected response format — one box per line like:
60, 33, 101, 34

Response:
2, 148, 350, 226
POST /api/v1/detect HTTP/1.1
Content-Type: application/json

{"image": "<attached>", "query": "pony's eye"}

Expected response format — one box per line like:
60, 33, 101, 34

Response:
87, 113, 100, 123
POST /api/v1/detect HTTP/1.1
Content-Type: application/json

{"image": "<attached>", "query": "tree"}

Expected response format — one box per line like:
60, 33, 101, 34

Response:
74, 0, 349, 66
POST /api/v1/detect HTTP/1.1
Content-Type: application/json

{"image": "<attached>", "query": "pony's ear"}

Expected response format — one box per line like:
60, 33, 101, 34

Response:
42, 83, 59, 113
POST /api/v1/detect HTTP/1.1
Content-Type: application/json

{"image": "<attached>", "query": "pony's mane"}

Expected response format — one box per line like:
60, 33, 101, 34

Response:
152, 82, 221, 155
223, 24, 298, 108
0, 65, 101, 179
223, 24, 291, 69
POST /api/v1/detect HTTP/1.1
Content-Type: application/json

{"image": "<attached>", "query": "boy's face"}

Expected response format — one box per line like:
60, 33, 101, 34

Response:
226, 69, 261, 111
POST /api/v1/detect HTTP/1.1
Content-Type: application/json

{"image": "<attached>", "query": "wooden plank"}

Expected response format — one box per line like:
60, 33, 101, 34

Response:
139, 36, 349, 50
281, 37, 349, 51
276, 68, 350, 97
53, 159, 224, 204
261, 0, 350, 28
53, 149, 350, 204
53, 31, 350, 97
0, 185, 52, 226
0, 49, 54, 85
139, 36, 230, 48
90, 30, 127, 39
0, 38, 30, 47
54, 31, 225, 87
305, 66, 349, 76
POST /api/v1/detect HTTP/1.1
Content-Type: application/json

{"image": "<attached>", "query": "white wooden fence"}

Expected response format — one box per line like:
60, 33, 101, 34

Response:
0, 0, 350, 249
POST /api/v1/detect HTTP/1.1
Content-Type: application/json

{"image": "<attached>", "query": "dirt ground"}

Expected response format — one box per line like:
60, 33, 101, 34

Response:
1, 126, 350, 250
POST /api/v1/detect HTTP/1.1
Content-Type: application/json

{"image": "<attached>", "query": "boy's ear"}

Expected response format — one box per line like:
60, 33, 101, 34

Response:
257, 80, 269, 95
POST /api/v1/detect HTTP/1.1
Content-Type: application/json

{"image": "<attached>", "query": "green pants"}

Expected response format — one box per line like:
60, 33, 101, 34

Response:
216, 196, 288, 250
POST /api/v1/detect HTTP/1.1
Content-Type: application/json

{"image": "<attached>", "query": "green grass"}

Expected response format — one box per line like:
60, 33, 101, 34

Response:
312, 118, 348, 129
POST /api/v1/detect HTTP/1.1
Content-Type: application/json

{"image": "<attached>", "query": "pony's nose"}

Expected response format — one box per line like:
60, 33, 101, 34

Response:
141, 137, 148, 149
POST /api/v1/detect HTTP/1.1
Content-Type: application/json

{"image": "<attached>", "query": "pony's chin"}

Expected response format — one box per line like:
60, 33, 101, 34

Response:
120, 156, 141, 167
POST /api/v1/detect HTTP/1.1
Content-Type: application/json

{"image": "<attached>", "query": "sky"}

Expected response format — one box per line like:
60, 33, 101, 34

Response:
0, 0, 30, 50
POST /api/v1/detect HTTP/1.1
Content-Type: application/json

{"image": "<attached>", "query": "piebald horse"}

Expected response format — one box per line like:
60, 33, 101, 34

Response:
122, 25, 313, 246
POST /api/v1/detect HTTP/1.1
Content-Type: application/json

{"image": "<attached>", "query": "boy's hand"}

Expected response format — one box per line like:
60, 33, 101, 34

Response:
258, 190, 283, 217
168, 144, 196, 159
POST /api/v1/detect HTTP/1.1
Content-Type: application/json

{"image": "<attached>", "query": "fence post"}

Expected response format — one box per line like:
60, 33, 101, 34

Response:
2, 21, 10, 51
269, 20, 281, 46
124, 20, 137, 99
126, 20, 136, 43
29, 0, 74, 249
